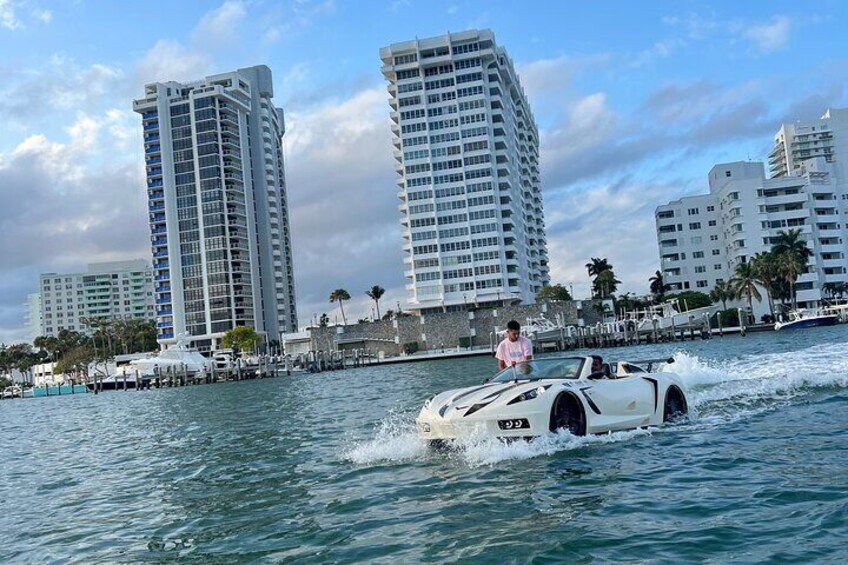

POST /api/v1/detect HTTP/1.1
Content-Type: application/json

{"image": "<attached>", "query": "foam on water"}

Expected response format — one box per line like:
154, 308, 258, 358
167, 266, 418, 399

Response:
346, 340, 848, 467
343, 410, 428, 465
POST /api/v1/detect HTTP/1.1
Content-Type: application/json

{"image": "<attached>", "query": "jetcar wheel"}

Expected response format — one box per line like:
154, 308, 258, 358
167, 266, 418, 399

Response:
549, 393, 587, 436
663, 386, 688, 422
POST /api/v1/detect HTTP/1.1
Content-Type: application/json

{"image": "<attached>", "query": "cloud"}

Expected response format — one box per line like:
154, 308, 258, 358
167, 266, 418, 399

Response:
192, 0, 247, 48
0, 0, 21, 29
0, 57, 126, 129
32, 7, 50, 23
0, 110, 149, 342
744, 15, 791, 53
282, 86, 407, 316
136, 39, 213, 85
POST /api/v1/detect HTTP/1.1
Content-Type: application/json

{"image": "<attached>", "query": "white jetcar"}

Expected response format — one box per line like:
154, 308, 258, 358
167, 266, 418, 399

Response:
417, 356, 689, 445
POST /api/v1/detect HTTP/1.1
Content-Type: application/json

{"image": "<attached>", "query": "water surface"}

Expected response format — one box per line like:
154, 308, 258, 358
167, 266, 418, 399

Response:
2, 327, 847, 563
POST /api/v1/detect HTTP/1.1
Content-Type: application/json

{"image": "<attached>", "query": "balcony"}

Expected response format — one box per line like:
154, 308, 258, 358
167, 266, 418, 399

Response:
145, 145, 161, 154
152, 250, 168, 258
147, 179, 163, 188
156, 309, 173, 316
155, 297, 172, 305
144, 133, 160, 142
151, 226, 166, 234
146, 156, 162, 165
154, 273, 170, 281
149, 203, 165, 212
143, 122, 159, 131
155, 285, 171, 293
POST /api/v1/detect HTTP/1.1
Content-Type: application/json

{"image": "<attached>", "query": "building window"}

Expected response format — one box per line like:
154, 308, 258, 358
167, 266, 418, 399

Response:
712, 249, 720, 255
688, 208, 699, 215
695, 266, 706, 273
693, 251, 704, 259
708, 220, 717, 227
707, 206, 715, 212
689, 222, 701, 230
696, 280, 709, 288
725, 171, 731, 177
714, 264, 722, 270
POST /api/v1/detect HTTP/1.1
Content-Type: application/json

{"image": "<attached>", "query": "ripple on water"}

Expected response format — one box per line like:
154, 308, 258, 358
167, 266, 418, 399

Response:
2, 326, 848, 563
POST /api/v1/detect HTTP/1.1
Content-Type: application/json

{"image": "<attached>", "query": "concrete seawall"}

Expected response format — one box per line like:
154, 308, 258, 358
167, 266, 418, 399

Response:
307, 300, 606, 356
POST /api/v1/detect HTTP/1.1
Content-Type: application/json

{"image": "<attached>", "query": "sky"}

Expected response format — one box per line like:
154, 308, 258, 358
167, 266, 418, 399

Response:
1, 0, 847, 341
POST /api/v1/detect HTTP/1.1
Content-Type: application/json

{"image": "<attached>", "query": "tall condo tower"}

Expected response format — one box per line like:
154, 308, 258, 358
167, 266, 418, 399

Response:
381, 29, 549, 313
133, 65, 297, 351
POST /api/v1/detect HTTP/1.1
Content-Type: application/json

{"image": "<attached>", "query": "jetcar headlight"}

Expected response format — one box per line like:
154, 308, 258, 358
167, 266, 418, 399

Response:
507, 385, 550, 405
498, 418, 530, 430
424, 396, 434, 409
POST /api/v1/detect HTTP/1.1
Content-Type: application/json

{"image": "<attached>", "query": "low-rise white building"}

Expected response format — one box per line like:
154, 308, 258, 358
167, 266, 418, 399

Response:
656, 107, 848, 316
656, 158, 848, 314
39, 259, 155, 337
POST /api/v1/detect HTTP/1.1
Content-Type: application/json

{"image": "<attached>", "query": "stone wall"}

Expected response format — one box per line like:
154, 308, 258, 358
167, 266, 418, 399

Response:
302, 300, 609, 356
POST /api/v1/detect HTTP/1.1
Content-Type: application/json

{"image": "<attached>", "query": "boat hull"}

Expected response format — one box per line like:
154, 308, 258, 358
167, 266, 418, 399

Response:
775, 315, 838, 330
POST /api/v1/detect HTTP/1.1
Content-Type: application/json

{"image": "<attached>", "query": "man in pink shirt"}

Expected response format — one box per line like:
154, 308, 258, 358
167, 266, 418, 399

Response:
496, 320, 533, 370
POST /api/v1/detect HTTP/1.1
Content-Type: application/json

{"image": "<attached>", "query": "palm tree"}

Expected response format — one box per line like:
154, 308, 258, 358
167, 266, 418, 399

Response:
729, 262, 763, 314
649, 270, 666, 301
585, 257, 612, 277
709, 280, 731, 311
776, 251, 803, 310
593, 269, 621, 298
366, 285, 386, 320
772, 228, 814, 263
329, 289, 351, 325
752, 252, 778, 318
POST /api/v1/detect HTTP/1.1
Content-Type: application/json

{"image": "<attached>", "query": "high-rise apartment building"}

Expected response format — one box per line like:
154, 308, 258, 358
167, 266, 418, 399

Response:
38, 260, 155, 338
656, 108, 848, 313
768, 108, 848, 181
133, 65, 297, 350
24, 292, 42, 342
380, 29, 549, 313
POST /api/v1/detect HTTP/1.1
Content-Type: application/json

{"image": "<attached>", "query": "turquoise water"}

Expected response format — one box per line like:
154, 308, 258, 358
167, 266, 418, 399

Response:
2, 327, 848, 563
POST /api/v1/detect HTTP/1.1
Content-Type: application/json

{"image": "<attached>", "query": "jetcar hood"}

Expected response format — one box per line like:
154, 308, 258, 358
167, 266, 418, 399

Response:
426, 380, 553, 417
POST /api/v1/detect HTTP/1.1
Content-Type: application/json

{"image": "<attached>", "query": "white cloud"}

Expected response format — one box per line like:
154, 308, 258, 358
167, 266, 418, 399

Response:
192, 0, 247, 47
744, 15, 791, 53
0, 0, 21, 29
32, 7, 50, 23
136, 39, 212, 85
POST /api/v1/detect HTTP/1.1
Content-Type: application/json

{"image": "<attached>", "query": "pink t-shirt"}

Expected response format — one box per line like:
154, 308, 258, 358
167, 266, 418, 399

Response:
496, 336, 533, 366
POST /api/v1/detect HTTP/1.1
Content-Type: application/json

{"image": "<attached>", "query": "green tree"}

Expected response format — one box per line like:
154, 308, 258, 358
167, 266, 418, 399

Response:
771, 228, 813, 310
54, 345, 94, 378
329, 288, 351, 325
709, 280, 732, 311
665, 291, 713, 310
752, 252, 778, 317
366, 285, 386, 320
649, 270, 667, 301
319, 313, 329, 327
221, 326, 260, 352
729, 262, 763, 313
536, 284, 572, 303
585, 257, 612, 277
593, 269, 621, 298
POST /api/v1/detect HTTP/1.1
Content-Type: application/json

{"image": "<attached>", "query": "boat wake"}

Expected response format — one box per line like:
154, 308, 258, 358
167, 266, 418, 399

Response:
344, 341, 848, 467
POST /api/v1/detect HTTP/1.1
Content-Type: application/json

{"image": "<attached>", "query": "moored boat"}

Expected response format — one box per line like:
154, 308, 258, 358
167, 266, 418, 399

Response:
774, 308, 838, 330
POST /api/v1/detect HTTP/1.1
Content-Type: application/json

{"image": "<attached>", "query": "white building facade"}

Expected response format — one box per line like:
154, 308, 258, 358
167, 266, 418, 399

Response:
39, 260, 155, 337
24, 292, 42, 342
656, 108, 848, 313
380, 29, 549, 314
133, 65, 297, 350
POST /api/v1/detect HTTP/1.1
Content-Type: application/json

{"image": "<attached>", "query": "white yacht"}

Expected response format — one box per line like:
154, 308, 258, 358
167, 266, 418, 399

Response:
127, 336, 212, 377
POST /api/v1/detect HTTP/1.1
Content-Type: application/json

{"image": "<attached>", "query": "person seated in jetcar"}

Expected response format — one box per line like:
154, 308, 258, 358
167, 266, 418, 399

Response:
496, 320, 533, 371
588, 355, 609, 379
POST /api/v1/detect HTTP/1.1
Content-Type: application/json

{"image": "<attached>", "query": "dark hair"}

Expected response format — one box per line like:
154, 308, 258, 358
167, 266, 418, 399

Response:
590, 355, 603, 365
506, 320, 520, 331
